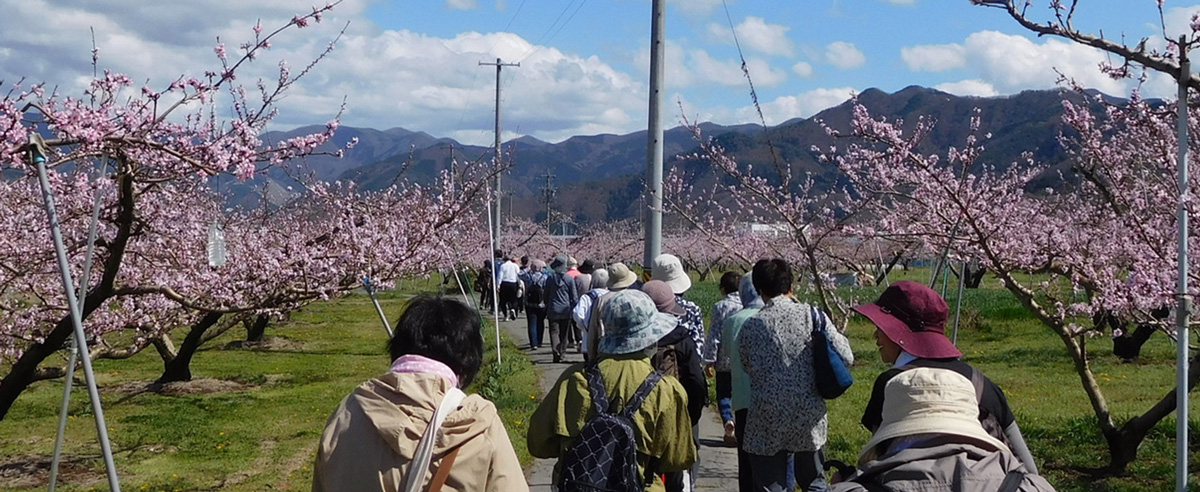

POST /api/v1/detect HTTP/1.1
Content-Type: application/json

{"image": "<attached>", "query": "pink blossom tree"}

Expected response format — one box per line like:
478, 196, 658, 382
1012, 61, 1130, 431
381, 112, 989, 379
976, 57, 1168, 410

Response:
0, 4, 494, 416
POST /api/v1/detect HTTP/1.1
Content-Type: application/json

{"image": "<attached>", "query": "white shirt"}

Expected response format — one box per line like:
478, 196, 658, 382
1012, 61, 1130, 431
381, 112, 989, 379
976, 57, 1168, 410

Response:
498, 260, 520, 283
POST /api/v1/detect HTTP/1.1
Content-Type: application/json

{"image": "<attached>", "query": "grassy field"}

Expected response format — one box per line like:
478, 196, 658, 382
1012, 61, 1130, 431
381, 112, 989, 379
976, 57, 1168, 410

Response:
0, 281, 537, 492
3, 270, 1199, 491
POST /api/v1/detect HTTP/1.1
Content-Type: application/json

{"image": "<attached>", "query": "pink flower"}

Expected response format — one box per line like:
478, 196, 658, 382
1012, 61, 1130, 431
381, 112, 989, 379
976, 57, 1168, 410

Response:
214, 43, 227, 61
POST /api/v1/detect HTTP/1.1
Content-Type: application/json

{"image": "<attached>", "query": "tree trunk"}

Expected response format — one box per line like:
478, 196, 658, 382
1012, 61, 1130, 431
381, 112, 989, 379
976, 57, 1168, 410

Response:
157, 312, 223, 384
965, 261, 986, 288
245, 314, 270, 342
1103, 350, 1200, 473
873, 250, 904, 286
153, 335, 178, 363
0, 167, 135, 421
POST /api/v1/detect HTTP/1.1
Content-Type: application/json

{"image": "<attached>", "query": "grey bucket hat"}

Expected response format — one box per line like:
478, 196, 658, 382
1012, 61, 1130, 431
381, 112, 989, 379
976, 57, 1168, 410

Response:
599, 290, 678, 355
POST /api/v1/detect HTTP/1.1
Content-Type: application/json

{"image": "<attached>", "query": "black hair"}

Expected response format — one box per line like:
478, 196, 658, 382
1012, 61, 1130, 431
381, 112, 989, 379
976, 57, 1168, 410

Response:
388, 295, 483, 387
520, 255, 529, 266
752, 258, 792, 299
719, 271, 741, 295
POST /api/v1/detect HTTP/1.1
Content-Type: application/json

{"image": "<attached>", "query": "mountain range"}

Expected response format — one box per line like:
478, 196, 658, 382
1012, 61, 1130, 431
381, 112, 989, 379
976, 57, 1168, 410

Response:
252, 85, 1108, 223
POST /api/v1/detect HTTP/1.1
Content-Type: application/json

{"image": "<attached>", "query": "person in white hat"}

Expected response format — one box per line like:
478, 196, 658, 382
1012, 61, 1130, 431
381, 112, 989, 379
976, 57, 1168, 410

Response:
830, 367, 1054, 491
651, 253, 706, 358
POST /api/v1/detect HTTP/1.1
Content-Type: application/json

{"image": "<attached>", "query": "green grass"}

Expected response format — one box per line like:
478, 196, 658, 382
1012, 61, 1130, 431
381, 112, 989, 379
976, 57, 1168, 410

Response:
0, 292, 538, 491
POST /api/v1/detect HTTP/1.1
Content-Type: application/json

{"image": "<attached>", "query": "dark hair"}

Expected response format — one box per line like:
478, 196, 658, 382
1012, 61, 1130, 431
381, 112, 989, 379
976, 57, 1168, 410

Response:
520, 255, 529, 266
752, 258, 792, 299
389, 296, 484, 387
719, 271, 741, 295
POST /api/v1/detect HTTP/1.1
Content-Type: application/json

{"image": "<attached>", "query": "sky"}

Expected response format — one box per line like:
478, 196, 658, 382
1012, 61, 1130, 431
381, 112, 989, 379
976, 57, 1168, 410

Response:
0, 0, 1197, 146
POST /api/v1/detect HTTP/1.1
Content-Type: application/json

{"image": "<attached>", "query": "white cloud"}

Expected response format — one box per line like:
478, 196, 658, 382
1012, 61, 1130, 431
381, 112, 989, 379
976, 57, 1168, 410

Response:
445, 0, 478, 10
792, 61, 814, 78
825, 41, 866, 69
706, 16, 794, 57
636, 41, 788, 90
960, 30, 1126, 95
0, 0, 652, 145
736, 87, 857, 124
934, 79, 998, 97
901, 44, 966, 72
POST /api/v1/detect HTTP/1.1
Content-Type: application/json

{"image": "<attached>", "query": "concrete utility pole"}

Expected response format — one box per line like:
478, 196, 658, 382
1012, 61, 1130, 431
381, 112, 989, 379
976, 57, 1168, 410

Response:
479, 58, 519, 251
643, 0, 665, 271
540, 171, 557, 234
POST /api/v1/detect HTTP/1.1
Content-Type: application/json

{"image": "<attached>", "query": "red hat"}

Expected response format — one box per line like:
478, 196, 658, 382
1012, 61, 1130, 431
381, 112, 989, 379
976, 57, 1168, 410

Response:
852, 280, 961, 359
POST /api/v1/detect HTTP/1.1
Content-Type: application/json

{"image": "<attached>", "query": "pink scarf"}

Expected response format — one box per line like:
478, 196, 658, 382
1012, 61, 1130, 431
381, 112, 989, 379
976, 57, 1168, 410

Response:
389, 354, 460, 388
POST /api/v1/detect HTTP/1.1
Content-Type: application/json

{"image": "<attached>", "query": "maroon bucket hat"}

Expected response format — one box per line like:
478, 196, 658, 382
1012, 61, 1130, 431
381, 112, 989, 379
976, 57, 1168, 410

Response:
851, 280, 962, 359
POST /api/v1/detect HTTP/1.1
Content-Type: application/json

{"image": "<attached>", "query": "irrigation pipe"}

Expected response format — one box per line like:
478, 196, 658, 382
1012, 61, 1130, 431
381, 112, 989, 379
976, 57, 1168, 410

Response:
29, 133, 121, 492
48, 153, 108, 491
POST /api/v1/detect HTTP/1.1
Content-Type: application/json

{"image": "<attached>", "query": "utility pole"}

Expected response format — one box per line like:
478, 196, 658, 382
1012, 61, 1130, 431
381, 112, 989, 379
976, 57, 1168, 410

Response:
479, 57, 519, 251
643, 0, 665, 272
1174, 35, 1191, 492
438, 142, 457, 195
540, 171, 557, 234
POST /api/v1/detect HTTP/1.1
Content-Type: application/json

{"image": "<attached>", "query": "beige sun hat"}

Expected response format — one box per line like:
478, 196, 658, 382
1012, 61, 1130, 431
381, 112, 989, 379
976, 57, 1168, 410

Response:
606, 262, 638, 290
859, 367, 1008, 465
651, 253, 691, 294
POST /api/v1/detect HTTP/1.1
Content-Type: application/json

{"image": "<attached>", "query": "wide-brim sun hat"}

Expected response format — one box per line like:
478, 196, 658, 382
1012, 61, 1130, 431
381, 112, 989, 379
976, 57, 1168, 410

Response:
607, 262, 637, 290
859, 367, 1008, 465
651, 253, 691, 294
598, 290, 678, 355
851, 280, 961, 359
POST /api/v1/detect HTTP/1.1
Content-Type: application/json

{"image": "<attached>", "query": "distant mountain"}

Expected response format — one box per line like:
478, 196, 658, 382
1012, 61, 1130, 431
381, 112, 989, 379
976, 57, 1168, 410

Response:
226, 86, 1106, 220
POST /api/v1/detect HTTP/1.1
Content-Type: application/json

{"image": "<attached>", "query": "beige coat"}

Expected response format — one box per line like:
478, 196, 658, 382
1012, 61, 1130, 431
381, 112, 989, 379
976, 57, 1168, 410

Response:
313, 372, 528, 492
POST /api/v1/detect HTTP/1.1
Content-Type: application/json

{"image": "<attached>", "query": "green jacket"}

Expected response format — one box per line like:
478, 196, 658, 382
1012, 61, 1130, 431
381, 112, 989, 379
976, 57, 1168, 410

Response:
527, 353, 697, 491
722, 307, 761, 411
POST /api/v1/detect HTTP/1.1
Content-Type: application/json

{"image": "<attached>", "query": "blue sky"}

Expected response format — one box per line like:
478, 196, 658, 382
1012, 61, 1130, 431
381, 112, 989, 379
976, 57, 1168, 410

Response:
0, 1, 1195, 145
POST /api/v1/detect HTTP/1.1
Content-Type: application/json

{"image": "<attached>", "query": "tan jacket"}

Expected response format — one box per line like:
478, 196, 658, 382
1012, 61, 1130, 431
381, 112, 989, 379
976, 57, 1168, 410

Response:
313, 372, 528, 492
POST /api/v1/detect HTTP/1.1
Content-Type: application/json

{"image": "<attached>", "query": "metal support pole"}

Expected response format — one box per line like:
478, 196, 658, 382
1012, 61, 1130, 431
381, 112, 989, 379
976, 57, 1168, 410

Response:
484, 192, 502, 366
952, 259, 967, 345
28, 134, 121, 492
49, 155, 108, 491
362, 277, 393, 338
1175, 36, 1191, 492
643, 0, 665, 270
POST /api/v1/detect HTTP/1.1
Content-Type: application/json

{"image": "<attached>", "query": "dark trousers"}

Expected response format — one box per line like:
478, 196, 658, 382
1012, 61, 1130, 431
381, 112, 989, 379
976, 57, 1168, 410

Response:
746, 447, 827, 492
735, 409, 753, 492
499, 281, 520, 314
716, 371, 733, 423
526, 307, 546, 348
549, 318, 572, 361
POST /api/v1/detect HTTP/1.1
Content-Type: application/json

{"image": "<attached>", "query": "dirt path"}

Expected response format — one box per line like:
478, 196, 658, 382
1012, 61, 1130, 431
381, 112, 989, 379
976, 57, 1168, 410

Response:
496, 314, 738, 491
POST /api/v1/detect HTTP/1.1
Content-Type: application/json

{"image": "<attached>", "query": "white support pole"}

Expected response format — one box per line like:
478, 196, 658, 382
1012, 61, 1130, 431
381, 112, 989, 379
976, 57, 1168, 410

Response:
952, 258, 967, 345
485, 195, 502, 366
29, 135, 121, 492
49, 154, 108, 491
362, 277, 393, 338
1175, 36, 1191, 492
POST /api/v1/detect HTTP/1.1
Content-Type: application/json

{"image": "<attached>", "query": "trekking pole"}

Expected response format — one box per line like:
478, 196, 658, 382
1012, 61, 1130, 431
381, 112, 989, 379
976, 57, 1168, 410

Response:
362, 277, 393, 338
48, 153, 108, 492
28, 133, 121, 492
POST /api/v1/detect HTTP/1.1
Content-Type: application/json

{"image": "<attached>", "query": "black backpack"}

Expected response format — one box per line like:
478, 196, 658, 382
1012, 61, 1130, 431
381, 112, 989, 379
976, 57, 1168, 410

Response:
525, 276, 545, 308
558, 364, 663, 492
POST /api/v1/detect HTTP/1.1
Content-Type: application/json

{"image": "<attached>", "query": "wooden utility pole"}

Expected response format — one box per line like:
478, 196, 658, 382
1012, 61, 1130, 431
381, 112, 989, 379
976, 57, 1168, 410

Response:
479, 58, 519, 251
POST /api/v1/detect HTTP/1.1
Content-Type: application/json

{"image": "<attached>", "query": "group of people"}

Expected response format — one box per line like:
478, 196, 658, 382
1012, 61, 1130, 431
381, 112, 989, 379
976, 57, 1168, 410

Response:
311, 255, 1055, 492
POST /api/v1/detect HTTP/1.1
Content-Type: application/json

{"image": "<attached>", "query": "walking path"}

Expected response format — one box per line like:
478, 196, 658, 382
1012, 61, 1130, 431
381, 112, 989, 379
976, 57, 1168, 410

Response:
495, 314, 738, 491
